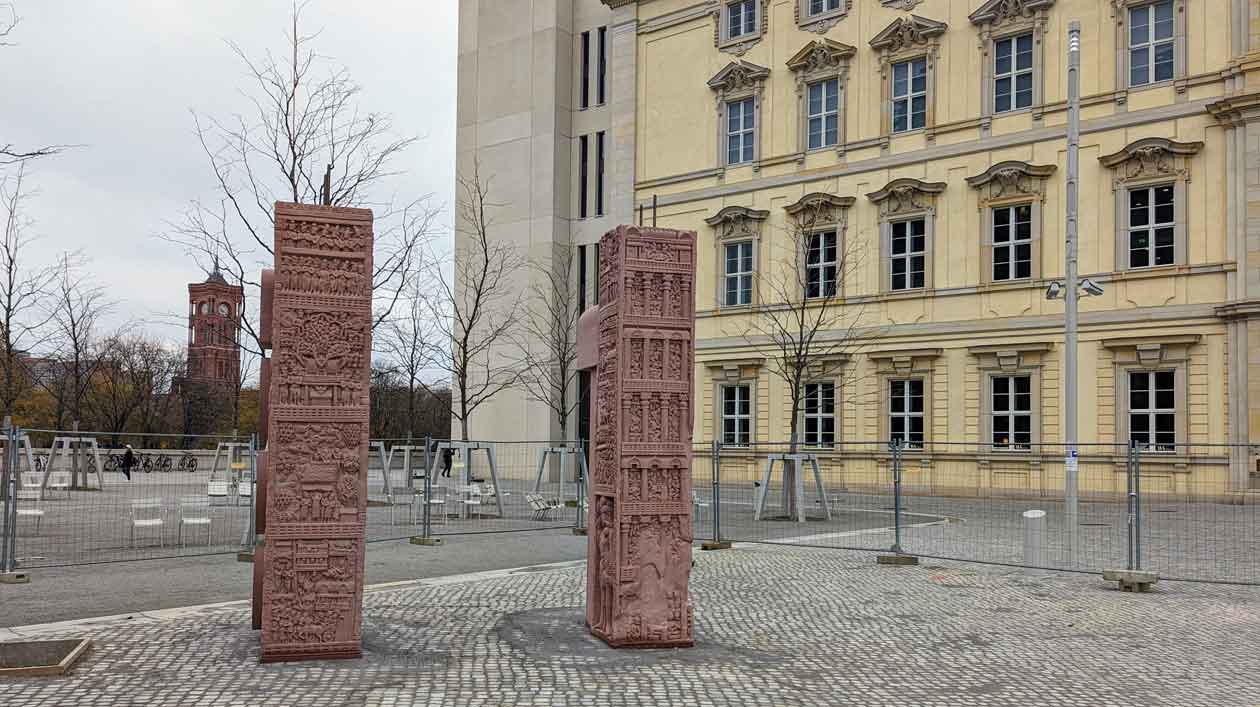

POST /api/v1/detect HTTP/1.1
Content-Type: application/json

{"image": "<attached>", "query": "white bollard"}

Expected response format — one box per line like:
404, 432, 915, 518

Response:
1022, 509, 1047, 568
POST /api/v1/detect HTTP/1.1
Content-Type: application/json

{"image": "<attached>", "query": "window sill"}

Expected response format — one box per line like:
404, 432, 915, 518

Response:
888, 127, 928, 139
717, 303, 756, 313
1125, 78, 1178, 94
990, 105, 1036, 119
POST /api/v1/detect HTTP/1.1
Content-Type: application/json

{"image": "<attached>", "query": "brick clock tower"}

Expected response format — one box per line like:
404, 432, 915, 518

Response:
188, 266, 244, 386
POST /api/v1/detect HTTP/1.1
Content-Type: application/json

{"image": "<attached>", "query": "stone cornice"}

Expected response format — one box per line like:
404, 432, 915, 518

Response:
1100, 334, 1202, 350
784, 193, 855, 217
704, 205, 770, 227
1098, 137, 1205, 168
965, 161, 1057, 189
869, 15, 947, 54
967, 342, 1054, 355
868, 348, 944, 360
1206, 91, 1260, 126
968, 0, 1056, 27
786, 38, 857, 74
708, 60, 771, 93
866, 178, 947, 204
1214, 299, 1260, 320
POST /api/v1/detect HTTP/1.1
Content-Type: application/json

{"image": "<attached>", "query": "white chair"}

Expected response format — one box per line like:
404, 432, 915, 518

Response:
425, 487, 448, 526
236, 480, 254, 507
46, 470, 72, 498
177, 496, 212, 546
692, 489, 711, 522
459, 484, 484, 519
207, 481, 230, 506
15, 476, 44, 534
129, 498, 164, 548
526, 493, 561, 521
389, 487, 419, 525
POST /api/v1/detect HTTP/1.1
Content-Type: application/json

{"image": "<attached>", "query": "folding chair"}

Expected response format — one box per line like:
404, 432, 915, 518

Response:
178, 496, 212, 546
692, 489, 711, 523
390, 487, 419, 525
207, 481, 230, 506
426, 486, 448, 526
46, 470, 72, 499
129, 498, 164, 548
459, 484, 484, 519
236, 479, 254, 507
15, 475, 44, 534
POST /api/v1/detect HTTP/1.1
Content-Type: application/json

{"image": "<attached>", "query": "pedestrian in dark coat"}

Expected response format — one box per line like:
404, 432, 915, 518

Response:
121, 445, 136, 481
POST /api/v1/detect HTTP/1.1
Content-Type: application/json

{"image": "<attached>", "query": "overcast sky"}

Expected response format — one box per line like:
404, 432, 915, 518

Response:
0, 0, 457, 344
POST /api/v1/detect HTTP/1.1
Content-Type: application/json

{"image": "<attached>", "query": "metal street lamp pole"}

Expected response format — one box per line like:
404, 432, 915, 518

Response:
1064, 21, 1081, 566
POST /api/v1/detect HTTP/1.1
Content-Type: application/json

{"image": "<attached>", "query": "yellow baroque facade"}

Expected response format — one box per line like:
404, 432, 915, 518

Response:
455, 0, 1260, 497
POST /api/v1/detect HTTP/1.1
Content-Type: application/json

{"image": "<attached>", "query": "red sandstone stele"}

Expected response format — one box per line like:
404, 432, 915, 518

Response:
256, 202, 374, 663
586, 225, 696, 649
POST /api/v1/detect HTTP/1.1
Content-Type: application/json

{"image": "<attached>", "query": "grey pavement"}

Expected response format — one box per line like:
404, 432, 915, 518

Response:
4, 543, 1260, 706
0, 530, 588, 627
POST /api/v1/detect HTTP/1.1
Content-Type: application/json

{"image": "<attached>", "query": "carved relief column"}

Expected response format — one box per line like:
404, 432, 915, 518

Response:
587, 225, 695, 649
259, 203, 373, 663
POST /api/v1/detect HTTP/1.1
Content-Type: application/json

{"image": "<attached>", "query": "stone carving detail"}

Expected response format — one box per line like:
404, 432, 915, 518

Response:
969, 0, 1055, 28
965, 161, 1057, 202
869, 15, 947, 55
867, 178, 947, 217
258, 202, 373, 663
704, 206, 768, 241
707, 61, 771, 100
587, 225, 695, 649
881, 0, 923, 10
784, 193, 856, 227
1098, 137, 1204, 189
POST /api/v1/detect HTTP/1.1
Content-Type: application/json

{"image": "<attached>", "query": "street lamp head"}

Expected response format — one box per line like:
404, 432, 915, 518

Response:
1045, 281, 1063, 300
1080, 278, 1105, 297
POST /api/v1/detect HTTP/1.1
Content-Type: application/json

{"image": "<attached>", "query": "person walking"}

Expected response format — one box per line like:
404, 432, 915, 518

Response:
121, 444, 136, 481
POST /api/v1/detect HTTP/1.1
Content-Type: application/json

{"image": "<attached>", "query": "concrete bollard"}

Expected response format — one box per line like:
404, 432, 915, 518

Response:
1022, 510, 1046, 568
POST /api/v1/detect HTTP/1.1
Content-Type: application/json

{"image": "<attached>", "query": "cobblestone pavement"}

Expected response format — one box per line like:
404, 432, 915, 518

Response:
4, 544, 1260, 706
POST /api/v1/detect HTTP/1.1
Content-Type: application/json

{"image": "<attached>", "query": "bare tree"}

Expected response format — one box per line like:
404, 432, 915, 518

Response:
515, 244, 581, 442
423, 167, 521, 441
377, 276, 435, 440
163, 0, 437, 358
729, 199, 877, 510
39, 255, 113, 432
90, 333, 183, 444
1, 5, 68, 165
0, 163, 58, 416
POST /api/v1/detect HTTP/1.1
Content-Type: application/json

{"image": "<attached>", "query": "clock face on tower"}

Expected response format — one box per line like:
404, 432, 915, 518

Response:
200, 302, 209, 314
218, 303, 230, 316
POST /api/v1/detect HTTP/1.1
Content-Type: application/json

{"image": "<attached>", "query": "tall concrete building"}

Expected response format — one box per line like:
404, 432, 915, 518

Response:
458, 0, 1260, 495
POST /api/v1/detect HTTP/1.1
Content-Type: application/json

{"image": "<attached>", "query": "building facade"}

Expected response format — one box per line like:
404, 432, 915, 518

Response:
457, 0, 1260, 496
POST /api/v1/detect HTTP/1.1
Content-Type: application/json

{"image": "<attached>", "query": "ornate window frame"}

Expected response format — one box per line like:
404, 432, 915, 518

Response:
969, 0, 1054, 129
786, 39, 857, 159
869, 15, 948, 146
710, 0, 771, 57
869, 348, 942, 448
1111, 0, 1188, 104
798, 355, 848, 448
705, 359, 765, 447
1098, 137, 1203, 271
705, 205, 769, 310
708, 61, 770, 177
867, 178, 945, 294
969, 343, 1052, 452
965, 161, 1056, 285
784, 193, 856, 301
1103, 335, 1198, 449
795, 0, 851, 34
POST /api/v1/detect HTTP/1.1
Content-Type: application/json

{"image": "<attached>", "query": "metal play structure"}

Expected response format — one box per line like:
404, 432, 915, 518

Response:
429, 441, 503, 519
531, 445, 588, 506
44, 436, 105, 491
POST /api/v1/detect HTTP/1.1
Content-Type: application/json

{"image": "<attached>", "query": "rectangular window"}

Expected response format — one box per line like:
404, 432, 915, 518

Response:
579, 31, 590, 110
726, 98, 755, 165
722, 384, 751, 446
804, 382, 835, 448
890, 218, 926, 291
891, 58, 927, 134
1127, 184, 1174, 268
991, 375, 1032, 450
994, 33, 1034, 113
592, 242, 600, 305
806, 231, 838, 299
809, 0, 842, 16
728, 0, 757, 39
1129, 370, 1175, 451
724, 241, 753, 307
807, 79, 840, 150
992, 204, 1032, 281
597, 26, 608, 105
888, 378, 924, 448
578, 135, 589, 219
595, 131, 605, 217
578, 244, 588, 312
1129, 0, 1175, 87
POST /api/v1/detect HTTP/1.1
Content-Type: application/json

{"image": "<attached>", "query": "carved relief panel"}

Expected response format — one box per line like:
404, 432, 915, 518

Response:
587, 225, 696, 649
260, 203, 373, 663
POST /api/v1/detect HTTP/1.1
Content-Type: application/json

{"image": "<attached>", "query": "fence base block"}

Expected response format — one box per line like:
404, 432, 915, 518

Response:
1103, 569, 1158, 592
0, 571, 30, 584
876, 554, 919, 566
409, 536, 443, 547
701, 541, 732, 551
572, 528, 588, 536
236, 551, 255, 563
